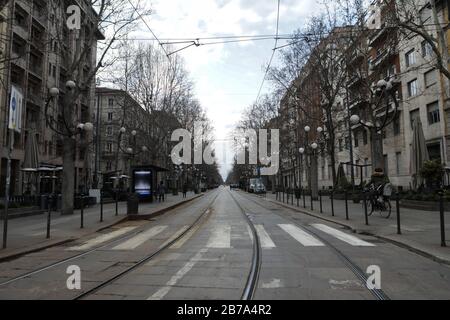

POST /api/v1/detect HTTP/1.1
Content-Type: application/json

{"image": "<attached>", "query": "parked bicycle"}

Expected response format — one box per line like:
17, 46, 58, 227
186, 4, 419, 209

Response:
364, 183, 392, 218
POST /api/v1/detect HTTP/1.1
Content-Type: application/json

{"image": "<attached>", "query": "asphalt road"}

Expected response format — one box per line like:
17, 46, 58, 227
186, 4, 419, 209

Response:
0, 186, 449, 300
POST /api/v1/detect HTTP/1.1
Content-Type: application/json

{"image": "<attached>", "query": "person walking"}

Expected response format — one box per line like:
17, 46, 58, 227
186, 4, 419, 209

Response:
182, 182, 188, 198
157, 181, 166, 202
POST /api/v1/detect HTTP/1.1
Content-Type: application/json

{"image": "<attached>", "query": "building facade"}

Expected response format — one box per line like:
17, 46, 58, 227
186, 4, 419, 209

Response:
278, 0, 450, 190
0, 0, 99, 196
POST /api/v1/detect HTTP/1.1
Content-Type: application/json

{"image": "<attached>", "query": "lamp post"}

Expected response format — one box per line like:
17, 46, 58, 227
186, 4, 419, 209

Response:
300, 125, 322, 202
349, 79, 399, 171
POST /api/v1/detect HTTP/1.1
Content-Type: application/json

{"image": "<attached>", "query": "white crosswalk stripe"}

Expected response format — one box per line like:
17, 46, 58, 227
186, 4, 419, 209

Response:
311, 224, 375, 246
112, 225, 168, 250
278, 224, 325, 247
255, 225, 276, 248
67, 227, 138, 251
158, 226, 189, 249
207, 224, 231, 248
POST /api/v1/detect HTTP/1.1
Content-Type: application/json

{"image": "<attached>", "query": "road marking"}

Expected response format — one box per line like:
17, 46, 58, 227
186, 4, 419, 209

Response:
147, 248, 208, 300
158, 226, 189, 249
67, 227, 137, 251
255, 225, 276, 248
278, 224, 324, 246
112, 225, 167, 250
311, 224, 375, 246
170, 223, 202, 249
207, 224, 231, 248
261, 278, 283, 288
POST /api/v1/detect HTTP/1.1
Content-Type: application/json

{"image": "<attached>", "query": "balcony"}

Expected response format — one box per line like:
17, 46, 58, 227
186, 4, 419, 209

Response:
348, 96, 367, 110
348, 71, 367, 88
368, 23, 388, 47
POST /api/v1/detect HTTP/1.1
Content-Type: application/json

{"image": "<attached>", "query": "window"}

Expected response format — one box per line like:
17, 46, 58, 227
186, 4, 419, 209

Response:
106, 161, 112, 171
364, 158, 369, 178
424, 69, 437, 88
393, 116, 400, 136
427, 143, 441, 161
107, 126, 112, 136
345, 137, 350, 150
363, 130, 368, 145
355, 160, 360, 178
395, 152, 401, 175
338, 139, 343, 152
354, 131, 359, 147
405, 49, 416, 67
421, 40, 433, 57
106, 142, 113, 152
407, 79, 418, 97
48, 63, 52, 76
427, 101, 440, 125
410, 109, 420, 129
384, 155, 389, 175
107, 112, 113, 121
108, 98, 114, 107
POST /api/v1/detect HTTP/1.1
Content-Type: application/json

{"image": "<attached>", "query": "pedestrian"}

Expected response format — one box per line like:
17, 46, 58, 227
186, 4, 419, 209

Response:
182, 182, 188, 198
157, 181, 166, 202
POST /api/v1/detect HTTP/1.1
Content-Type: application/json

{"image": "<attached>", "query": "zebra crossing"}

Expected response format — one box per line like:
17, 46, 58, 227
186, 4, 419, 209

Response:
68, 222, 375, 252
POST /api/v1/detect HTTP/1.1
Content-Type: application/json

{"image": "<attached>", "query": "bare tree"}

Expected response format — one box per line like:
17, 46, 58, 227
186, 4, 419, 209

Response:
43, 0, 149, 215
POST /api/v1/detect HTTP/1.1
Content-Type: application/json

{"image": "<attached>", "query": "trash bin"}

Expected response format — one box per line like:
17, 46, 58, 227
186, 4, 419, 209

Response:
127, 193, 139, 215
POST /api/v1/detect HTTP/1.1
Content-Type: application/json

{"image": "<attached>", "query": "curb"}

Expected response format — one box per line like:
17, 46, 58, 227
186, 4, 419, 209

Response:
0, 194, 204, 262
128, 194, 204, 220
0, 238, 75, 263
263, 195, 450, 266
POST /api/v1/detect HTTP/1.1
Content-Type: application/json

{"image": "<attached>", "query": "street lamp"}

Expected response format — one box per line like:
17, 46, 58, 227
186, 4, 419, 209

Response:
66, 80, 76, 90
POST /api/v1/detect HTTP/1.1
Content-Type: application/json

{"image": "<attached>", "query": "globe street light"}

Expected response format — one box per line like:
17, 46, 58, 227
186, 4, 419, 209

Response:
49, 87, 59, 97
350, 114, 360, 125
317, 127, 323, 133
304, 126, 311, 132
311, 142, 318, 150
66, 80, 76, 90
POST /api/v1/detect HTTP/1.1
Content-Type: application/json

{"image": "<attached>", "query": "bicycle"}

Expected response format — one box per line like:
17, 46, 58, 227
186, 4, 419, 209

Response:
365, 184, 392, 219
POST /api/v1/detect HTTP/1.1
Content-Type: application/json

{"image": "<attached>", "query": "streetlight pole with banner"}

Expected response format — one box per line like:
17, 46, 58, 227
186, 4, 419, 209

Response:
3, 85, 23, 248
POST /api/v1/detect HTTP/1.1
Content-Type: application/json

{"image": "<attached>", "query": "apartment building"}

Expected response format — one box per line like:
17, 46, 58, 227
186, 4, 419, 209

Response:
94, 87, 148, 188
0, 0, 100, 196
278, 0, 450, 190
94, 88, 182, 191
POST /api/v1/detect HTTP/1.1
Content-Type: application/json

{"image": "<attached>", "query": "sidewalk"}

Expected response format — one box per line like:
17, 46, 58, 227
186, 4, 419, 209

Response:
0, 192, 202, 261
261, 191, 450, 264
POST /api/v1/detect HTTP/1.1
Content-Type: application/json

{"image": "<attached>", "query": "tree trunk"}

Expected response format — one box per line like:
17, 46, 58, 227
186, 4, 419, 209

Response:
371, 129, 384, 172
62, 136, 75, 215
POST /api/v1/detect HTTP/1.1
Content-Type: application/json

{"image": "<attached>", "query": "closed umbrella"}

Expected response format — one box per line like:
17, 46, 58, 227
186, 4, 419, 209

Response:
410, 119, 429, 190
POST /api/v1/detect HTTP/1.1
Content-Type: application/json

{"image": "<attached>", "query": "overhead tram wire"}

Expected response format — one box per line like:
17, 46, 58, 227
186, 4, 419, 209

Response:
255, 0, 281, 102
125, 0, 170, 60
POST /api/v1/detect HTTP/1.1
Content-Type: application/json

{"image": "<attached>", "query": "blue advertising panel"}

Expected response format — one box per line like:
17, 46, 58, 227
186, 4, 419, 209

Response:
134, 170, 152, 198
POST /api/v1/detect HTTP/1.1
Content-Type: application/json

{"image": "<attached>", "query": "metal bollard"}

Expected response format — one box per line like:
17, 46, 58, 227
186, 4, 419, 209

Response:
100, 189, 104, 223
80, 196, 84, 229
331, 190, 335, 217
115, 191, 119, 216
46, 194, 52, 239
319, 190, 323, 213
396, 192, 401, 235
297, 192, 299, 207
310, 190, 314, 211
363, 192, 369, 226
345, 190, 349, 220
291, 191, 294, 205
439, 192, 446, 247
303, 188, 306, 208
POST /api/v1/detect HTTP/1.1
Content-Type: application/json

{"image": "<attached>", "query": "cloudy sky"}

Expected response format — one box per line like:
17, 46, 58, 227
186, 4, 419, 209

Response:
137, 0, 320, 179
